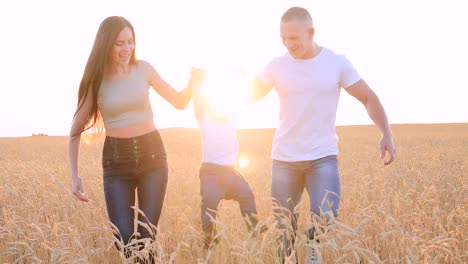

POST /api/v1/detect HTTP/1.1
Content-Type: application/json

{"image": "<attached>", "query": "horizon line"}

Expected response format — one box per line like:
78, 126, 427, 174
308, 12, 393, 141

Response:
1, 121, 467, 138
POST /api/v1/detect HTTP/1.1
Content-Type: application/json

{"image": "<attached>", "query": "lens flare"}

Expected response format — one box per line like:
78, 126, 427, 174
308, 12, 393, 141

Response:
238, 156, 250, 168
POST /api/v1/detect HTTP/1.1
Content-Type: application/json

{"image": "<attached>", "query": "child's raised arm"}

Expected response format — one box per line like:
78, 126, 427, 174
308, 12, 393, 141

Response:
190, 68, 206, 120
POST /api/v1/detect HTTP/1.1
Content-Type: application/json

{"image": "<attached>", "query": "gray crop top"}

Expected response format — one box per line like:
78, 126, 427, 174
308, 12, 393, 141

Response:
98, 60, 153, 129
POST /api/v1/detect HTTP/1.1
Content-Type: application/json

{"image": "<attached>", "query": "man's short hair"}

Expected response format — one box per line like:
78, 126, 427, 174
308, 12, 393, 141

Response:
281, 7, 313, 25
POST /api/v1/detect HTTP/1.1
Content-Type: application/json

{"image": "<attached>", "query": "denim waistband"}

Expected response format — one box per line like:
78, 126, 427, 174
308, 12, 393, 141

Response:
103, 130, 166, 158
105, 130, 160, 145
200, 162, 240, 177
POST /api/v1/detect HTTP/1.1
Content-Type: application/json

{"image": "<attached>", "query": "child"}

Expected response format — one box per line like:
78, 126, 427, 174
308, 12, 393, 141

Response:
192, 70, 262, 248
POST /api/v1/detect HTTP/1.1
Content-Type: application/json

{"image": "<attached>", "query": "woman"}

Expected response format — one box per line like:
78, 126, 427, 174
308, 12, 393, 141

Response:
68, 16, 202, 260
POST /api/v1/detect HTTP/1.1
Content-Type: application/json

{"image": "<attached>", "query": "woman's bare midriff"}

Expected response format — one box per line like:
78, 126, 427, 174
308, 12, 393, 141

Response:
105, 119, 157, 138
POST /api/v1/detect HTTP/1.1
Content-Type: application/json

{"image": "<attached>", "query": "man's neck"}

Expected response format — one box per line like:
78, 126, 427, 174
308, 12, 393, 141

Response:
303, 42, 321, 59
311, 42, 322, 57
297, 42, 320, 60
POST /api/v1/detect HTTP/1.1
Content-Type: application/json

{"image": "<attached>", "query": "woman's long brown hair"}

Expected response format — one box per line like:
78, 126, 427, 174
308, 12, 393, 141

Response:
72, 16, 137, 137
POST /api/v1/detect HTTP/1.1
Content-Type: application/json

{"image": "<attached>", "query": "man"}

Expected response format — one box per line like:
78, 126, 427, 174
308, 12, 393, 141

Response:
249, 6, 396, 263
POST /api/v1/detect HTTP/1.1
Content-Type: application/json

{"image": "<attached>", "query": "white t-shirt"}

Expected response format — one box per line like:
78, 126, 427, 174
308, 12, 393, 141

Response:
198, 112, 239, 166
259, 47, 361, 162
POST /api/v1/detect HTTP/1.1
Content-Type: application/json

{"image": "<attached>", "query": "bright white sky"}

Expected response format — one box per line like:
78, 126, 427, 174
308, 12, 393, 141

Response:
0, 0, 466, 136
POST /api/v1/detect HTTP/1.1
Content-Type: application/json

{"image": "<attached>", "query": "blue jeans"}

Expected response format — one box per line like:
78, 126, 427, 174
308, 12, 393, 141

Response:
271, 155, 340, 261
102, 130, 168, 258
199, 163, 258, 241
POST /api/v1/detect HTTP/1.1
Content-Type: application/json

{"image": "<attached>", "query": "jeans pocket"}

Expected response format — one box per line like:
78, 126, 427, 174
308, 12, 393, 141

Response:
146, 152, 167, 168
272, 159, 290, 172
102, 156, 114, 169
199, 173, 215, 197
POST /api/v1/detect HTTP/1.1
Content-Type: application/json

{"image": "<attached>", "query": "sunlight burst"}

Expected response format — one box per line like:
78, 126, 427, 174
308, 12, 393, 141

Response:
200, 68, 250, 117
238, 156, 250, 168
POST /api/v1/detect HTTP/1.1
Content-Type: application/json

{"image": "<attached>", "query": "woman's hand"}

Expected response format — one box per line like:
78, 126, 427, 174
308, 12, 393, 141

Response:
380, 134, 395, 165
190, 67, 206, 90
72, 176, 89, 202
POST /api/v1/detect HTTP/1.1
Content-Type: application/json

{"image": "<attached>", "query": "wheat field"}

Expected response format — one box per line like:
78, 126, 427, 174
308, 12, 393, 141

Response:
0, 124, 466, 263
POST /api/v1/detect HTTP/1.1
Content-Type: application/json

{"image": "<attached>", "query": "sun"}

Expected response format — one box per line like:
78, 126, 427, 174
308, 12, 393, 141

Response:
238, 156, 250, 169
200, 68, 251, 117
